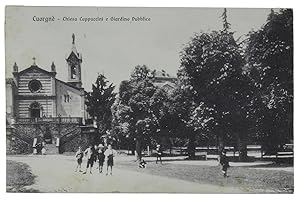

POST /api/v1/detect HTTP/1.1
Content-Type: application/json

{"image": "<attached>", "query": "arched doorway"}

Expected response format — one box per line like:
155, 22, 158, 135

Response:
29, 102, 42, 118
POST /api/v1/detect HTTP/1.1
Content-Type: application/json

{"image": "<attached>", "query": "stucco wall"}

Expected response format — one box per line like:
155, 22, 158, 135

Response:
18, 99, 55, 118
16, 68, 56, 117
18, 71, 54, 95
56, 80, 84, 117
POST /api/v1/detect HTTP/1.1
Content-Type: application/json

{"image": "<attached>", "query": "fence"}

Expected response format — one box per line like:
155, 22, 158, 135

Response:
16, 117, 82, 124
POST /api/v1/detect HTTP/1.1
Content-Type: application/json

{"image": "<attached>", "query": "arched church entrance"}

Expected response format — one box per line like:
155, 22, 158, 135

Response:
29, 102, 42, 118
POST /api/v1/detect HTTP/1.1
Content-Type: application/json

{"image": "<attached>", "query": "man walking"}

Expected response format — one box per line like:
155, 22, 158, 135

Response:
219, 150, 230, 177
156, 144, 163, 164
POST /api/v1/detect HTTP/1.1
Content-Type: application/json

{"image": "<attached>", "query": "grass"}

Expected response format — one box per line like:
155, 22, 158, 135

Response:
6, 160, 39, 192
115, 160, 294, 193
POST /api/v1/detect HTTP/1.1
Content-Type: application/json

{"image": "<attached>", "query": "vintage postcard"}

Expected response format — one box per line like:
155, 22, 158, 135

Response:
5, 6, 293, 193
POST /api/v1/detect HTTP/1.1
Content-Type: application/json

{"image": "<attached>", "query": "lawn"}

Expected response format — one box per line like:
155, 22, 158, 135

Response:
6, 160, 39, 192
115, 160, 294, 193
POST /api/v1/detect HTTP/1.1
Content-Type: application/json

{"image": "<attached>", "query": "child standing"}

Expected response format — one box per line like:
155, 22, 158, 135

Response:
104, 144, 116, 175
98, 144, 105, 173
83, 145, 94, 174
75, 146, 83, 172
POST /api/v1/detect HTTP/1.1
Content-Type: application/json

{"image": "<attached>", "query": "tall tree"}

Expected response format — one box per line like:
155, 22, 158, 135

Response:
112, 65, 169, 160
246, 9, 293, 153
178, 9, 253, 160
86, 73, 116, 142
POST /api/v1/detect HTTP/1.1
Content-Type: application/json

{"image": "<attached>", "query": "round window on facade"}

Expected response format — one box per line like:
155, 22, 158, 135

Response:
28, 79, 42, 93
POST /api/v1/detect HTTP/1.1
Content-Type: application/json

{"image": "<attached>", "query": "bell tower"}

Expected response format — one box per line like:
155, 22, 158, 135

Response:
66, 33, 82, 88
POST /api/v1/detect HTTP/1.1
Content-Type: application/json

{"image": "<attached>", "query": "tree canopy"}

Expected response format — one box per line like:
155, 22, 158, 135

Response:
246, 9, 293, 152
86, 73, 116, 139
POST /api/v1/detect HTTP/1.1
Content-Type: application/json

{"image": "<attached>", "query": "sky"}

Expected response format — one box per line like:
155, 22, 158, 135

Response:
5, 6, 272, 91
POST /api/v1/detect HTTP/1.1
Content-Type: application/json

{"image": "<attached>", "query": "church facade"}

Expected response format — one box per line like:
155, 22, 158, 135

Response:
9, 34, 85, 120
6, 34, 93, 154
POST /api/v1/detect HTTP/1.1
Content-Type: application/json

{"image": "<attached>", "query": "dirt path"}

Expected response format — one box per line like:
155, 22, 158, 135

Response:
7, 155, 250, 193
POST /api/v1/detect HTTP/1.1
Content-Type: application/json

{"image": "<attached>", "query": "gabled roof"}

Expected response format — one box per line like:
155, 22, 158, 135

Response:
16, 65, 56, 77
55, 78, 84, 92
66, 49, 82, 61
152, 69, 176, 79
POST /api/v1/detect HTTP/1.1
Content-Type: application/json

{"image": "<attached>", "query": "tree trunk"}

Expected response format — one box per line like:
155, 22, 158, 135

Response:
187, 131, 196, 158
237, 135, 248, 161
217, 136, 225, 156
135, 138, 142, 161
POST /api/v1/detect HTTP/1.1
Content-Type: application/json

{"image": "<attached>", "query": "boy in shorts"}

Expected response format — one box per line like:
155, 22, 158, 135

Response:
98, 146, 105, 173
83, 145, 94, 174
104, 144, 116, 175
75, 146, 83, 172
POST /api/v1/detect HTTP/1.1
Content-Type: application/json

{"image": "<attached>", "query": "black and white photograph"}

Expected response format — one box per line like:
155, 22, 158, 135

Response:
5, 6, 293, 193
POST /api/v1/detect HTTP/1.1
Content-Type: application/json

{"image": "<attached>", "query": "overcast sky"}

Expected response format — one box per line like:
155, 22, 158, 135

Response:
5, 6, 272, 91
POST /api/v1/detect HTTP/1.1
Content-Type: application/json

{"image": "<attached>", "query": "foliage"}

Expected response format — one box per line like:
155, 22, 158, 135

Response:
111, 65, 171, 157
177, 9, 256, 159
246, 9, 293, 151
85, 73, 116, 136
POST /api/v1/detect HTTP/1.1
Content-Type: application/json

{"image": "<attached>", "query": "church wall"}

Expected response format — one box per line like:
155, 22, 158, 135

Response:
18, 71, 53, 95
56, 80, 84, 117
18, 99, 55, 118
6, 79, 16, 119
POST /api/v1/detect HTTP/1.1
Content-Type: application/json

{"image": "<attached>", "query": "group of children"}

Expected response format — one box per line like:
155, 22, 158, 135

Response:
75, 143, 230, 178
75, 144, 116, 175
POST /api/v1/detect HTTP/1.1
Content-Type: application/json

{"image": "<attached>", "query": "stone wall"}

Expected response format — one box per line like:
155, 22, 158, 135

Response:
7, 123, 89, 154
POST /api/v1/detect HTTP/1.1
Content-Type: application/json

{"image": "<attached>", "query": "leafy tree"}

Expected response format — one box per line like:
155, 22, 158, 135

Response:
167, 84, 197, 157
111, 65, 170, 160
246, 9, 293, 153
85, 73, 116, 142
178, 9, 254, 160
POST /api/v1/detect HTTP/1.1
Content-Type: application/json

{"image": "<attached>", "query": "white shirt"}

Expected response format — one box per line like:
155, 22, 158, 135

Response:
104, 149, 116, 158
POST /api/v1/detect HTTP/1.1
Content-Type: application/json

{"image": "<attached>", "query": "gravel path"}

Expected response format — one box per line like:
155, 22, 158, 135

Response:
7, 155, 249, 193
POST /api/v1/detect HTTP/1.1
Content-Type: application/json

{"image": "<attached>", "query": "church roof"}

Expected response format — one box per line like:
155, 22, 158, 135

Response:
66, 33, 82, 60
55, 78, 84, 91
17, 65, 57, 77
152, 69, 176, 79
15, 64, 84, 91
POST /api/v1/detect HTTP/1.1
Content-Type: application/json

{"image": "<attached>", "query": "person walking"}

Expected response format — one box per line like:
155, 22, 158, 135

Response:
219, 150, 230, 177
75, 146, 84, 172
156, 144, 163, 164
104, 144, 116, 175
83, 145, 94, 174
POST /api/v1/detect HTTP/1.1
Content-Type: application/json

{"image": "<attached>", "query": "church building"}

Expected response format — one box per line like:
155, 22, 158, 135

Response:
6, 34, 92, 154
9, 34, 85, 120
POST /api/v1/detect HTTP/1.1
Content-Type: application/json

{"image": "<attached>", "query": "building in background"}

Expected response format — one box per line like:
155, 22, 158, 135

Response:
152, 69, 177, 92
